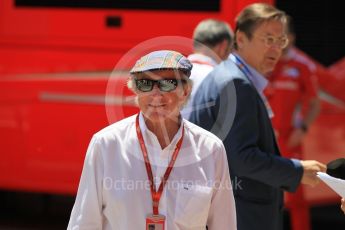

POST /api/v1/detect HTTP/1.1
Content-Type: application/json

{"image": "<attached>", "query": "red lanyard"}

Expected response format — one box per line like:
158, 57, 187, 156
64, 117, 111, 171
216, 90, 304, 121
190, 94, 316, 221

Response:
136, 114, 184, 215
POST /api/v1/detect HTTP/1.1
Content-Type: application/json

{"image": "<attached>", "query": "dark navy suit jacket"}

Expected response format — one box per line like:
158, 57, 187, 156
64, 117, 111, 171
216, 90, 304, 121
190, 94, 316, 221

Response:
189, 58, 303, 230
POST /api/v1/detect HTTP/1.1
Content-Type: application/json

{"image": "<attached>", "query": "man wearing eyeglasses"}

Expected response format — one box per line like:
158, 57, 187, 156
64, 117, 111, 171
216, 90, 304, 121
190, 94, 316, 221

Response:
68, 50, 237, 229
189, 3, 326, 230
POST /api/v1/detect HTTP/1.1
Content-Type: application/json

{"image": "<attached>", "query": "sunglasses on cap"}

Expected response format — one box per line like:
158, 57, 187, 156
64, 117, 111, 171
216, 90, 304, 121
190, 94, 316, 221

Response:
134, 78, 186, 92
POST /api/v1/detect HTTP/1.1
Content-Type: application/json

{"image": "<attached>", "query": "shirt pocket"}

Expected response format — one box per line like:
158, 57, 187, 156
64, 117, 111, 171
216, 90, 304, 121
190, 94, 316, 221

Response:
174, 184, 213, 228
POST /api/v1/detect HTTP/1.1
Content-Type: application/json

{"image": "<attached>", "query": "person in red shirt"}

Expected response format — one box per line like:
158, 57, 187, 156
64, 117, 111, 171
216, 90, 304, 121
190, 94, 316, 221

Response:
265, 16, 321, 230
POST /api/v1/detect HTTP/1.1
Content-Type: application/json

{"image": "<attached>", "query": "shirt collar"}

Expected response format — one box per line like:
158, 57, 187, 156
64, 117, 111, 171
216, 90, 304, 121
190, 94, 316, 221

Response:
188, 53, 218, 67
138, 112, 184, 151
231, 52, 268, 93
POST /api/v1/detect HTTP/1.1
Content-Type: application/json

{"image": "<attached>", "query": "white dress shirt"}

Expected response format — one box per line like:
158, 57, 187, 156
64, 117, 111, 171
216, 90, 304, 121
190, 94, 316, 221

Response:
181, 53, 218, 120
67, 113, 237, 230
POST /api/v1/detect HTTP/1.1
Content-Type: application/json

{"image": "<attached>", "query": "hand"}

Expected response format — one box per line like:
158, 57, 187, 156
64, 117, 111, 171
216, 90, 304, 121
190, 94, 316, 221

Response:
341, 198, 345, 214
300, 160, 326, 187
287, 128, 305, 148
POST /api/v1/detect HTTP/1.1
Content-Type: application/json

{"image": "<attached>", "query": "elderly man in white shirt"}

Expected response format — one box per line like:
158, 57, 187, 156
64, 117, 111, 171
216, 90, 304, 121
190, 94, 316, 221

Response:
182, 19, 233, 119
67, 50, 237, 230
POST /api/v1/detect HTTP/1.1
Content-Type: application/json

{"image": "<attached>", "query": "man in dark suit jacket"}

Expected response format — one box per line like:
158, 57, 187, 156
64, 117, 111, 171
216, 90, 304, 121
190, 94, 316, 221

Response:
189, 3, 326, 230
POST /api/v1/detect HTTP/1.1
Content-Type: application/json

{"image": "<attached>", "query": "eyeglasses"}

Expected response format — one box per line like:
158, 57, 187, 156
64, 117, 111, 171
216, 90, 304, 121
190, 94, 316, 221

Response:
134, 78, 186, 92
257, 35, 289, 49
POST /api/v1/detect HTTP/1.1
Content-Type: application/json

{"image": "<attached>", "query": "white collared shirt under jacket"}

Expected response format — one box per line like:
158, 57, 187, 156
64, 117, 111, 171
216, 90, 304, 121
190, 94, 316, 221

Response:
67, 113, 237, 230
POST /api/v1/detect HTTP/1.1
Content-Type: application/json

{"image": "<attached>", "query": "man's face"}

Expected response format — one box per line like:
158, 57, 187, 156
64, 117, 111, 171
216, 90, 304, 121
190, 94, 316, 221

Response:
236, 20, 287, 76
135, 70, 190, 123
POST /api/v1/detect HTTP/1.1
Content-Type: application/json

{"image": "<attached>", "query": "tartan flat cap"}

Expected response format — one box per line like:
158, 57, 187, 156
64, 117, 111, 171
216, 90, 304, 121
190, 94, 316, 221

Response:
130, 50, 193, 75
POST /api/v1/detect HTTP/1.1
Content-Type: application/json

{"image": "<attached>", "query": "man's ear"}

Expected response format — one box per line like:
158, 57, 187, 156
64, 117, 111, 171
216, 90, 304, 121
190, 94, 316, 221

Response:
177, 81, 191, 103
219, 39, 229, 50
236, 30, 246, 49
217, 39, 231, 59
182, 82, 192, 97
211, 42, 225, 63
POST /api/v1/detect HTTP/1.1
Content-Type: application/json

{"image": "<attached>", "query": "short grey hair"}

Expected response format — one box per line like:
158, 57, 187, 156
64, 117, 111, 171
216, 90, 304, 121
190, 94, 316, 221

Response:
193, 19, 233, 49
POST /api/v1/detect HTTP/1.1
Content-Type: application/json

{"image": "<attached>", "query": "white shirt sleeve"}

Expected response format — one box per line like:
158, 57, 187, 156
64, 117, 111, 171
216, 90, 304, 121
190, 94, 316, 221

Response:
207, 145, 237, 230
67, 136, 104, 230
